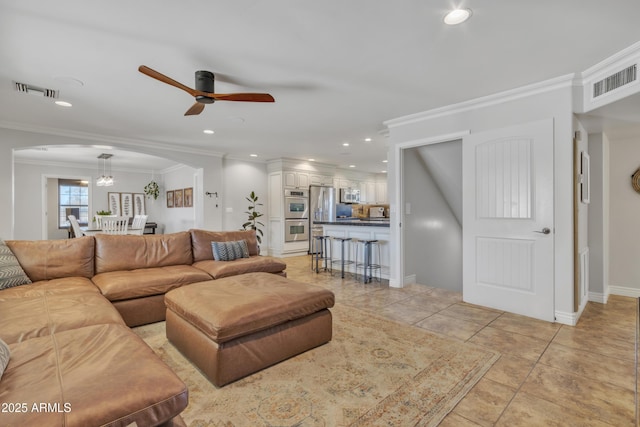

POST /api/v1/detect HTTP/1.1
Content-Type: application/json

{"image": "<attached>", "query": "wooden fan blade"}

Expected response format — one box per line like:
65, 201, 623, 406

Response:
184, 102, 205, 116
139, 65, 197, 97
205, 93, 275, 102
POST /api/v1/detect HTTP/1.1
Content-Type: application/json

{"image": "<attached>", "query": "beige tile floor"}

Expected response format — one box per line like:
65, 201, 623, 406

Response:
284, 255, 638, 426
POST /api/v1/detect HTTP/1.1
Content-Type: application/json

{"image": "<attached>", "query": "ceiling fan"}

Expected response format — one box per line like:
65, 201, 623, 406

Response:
138, 65, 275, 116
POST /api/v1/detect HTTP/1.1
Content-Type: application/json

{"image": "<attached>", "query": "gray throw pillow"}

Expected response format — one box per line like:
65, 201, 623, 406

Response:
0, 337, 9, 380
0, 238, 32, 290
211, 240, 250, 261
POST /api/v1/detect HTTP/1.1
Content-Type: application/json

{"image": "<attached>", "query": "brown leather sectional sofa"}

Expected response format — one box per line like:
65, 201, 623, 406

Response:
0, 229, 286, 426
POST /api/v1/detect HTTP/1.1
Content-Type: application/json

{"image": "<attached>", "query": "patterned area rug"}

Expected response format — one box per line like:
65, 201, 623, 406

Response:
134, 303, 499, 427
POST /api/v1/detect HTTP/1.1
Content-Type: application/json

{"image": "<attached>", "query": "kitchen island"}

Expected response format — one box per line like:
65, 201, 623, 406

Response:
313, 219, 390, 280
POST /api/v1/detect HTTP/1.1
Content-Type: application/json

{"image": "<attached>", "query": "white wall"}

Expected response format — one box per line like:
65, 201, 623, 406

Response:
386, 81, 576, 317
14, 161, 166, 240
160, 165, 198, 234
221, 158, 268, 250
609, 136, 640, 292
0, 127, 226, 239
403, 144, 462, 291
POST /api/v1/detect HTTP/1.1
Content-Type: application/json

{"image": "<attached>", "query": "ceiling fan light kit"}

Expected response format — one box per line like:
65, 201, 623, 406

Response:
195, 70, 215, 104
138, 65, 275, 116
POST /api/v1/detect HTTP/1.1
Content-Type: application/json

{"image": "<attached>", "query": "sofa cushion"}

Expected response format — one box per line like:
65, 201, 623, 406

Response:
211, 239, 250, 261
193, 255, 287, 279
0, 238, 32, 290
0, 292, 125, 344
94, 232, 193, 274
190, 229, 259, 261
0, 324, 188, 426
6, 236, 95, 281
92, 265, 212, 302
0, 277, 99, 301
0, 337, 8, 381
165, 272, 335, 343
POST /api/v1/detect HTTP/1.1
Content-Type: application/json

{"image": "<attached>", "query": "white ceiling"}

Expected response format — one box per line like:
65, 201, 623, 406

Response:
4, 1, 640, 173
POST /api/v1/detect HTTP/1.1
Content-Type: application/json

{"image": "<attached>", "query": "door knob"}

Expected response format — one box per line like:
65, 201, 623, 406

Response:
534, 227, 551, 235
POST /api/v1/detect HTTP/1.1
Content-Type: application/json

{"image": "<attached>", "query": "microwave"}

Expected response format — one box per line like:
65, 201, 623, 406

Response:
339, 188, 360, 204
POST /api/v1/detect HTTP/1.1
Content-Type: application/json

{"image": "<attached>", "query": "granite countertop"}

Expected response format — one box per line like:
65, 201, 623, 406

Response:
314, 218, 390, 227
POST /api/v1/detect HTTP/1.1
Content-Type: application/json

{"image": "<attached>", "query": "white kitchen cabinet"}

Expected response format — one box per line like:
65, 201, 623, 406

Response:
375, 181, 388, 203
298, 172, 309, 189
309, 174, 333, 186
283, 172, 296, 188
284, 171, 309, 189
338, 178, 360, 188
360, 181, 376, 203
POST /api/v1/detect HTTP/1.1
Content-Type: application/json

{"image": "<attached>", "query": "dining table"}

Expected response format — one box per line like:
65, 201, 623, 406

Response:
80, 228, 144, 236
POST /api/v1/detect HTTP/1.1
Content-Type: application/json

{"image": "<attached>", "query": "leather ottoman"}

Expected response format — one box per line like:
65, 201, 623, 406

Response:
164, 272, 335, 387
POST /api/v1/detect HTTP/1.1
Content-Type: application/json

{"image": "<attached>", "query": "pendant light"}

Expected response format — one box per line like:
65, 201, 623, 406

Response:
96, 153, 114, 187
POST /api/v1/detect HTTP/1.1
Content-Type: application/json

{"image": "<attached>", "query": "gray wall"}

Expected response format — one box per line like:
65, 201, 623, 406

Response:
608, 135, 640, 293
587, 132, 609, 300
403, 142, 462, 291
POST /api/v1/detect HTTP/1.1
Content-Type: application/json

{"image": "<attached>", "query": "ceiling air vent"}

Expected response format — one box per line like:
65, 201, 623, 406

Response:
13, 81, 58, 98
593, 64, 637, 98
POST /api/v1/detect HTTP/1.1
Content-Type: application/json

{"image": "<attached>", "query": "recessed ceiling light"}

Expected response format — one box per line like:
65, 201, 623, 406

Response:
308, 158, 315, 162
382, 160, 388, 163
364, 138, 372, 142
444, 8, 472, 25
342, 143, 350, 147
381, 170, 387, 173
54, 101, 72, 107
250, 154, 258, 157
349, 165, 356, 168
203, 129, 215, 134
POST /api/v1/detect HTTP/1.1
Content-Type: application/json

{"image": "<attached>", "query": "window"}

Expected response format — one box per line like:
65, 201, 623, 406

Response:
58, 179, 89, 228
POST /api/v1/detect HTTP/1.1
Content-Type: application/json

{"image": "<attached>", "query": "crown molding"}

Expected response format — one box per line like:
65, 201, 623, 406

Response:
578, 40, 640, 82
14, 157, 180, 175
0, 121, 225, 158
384, 73, 575, 129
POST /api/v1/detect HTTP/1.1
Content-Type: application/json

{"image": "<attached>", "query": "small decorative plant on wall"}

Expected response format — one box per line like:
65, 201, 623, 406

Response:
243, 191, 264, 245
144, 181, 160, 200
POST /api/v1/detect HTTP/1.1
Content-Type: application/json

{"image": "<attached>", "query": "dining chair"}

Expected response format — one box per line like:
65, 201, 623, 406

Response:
130, 214, 148, 235
101, 216, 129, 235
67, 215, 84, 238
94, 214, 115, 228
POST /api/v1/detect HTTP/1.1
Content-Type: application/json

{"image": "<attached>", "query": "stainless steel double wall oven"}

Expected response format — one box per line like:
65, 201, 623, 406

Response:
284, 188, 309, 242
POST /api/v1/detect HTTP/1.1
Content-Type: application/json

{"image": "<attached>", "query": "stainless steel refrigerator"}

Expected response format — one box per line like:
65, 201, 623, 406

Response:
309, 185, 336, 254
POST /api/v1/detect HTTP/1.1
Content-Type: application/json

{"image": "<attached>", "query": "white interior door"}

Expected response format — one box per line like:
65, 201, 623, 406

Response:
463, 119, 554, 321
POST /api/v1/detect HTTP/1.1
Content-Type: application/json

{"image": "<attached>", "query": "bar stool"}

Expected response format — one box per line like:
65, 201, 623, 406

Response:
311, 235, 331, 273
354, 239, 382, 283
330, 237, 354, 279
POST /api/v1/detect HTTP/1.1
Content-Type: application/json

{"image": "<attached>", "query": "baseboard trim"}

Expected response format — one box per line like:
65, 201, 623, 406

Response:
608, 285, 640, 298
404, 274, 416, 285
588, 290, 609, 304
554, 310, 579, 326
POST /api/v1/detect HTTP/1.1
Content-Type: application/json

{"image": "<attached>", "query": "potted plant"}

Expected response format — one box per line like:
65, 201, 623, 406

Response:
144, 181, 160, 200
243, 191, 264, 245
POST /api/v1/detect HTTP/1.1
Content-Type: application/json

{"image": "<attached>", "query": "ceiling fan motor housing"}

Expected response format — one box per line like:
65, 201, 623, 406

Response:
195, 70, 215, 104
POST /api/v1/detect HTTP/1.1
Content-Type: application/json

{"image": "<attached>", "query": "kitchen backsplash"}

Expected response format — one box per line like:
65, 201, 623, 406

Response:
351, 204, 390, 218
